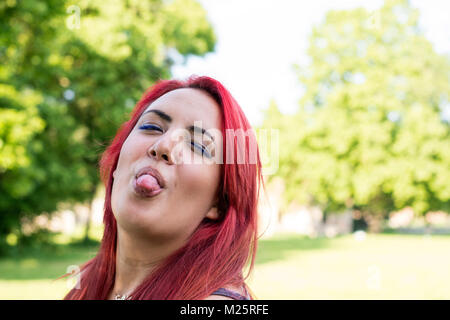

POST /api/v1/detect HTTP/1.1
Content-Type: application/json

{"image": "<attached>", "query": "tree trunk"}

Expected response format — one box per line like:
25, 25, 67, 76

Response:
363, 210, 385, 233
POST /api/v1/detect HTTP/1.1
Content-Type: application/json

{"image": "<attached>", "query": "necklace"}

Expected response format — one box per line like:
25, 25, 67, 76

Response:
114, 293, 132, 300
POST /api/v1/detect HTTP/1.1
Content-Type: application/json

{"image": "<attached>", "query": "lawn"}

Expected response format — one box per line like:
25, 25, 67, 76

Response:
0, 233, 449, 299
247, 232, 450, 299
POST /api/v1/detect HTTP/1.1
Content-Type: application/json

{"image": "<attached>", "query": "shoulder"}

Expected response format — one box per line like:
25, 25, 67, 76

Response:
204, 294, 235, 300
203, 284, 250, 300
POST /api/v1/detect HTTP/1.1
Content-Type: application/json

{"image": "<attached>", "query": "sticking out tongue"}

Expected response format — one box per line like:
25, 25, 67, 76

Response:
136, 174, 161, 192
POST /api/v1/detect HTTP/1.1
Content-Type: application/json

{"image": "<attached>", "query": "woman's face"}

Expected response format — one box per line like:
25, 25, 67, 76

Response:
111, 88, 223, 242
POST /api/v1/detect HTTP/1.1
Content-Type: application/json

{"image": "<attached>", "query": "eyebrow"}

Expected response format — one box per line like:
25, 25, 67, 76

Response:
143, 109, 172, 122
142, 109, 215, 141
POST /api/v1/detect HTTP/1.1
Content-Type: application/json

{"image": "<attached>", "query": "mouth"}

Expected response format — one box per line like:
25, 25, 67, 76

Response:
133, 165, 166, 198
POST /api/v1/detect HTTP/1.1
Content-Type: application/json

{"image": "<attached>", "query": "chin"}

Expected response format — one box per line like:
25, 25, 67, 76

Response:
119, 206, 165, 231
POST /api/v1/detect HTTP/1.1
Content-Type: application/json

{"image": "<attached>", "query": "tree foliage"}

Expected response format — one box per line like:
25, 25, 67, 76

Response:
0, 0, 216, 252
263, 0, 450, 221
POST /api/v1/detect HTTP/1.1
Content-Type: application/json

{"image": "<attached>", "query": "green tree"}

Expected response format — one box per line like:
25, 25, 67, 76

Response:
0, 0, 216, 252
267, 0, 450, 231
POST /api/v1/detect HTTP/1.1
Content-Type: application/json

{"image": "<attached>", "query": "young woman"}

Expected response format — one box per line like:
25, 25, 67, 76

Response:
64, 75, 265, 300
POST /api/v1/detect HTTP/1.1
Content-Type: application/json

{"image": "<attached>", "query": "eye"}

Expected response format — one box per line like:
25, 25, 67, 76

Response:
190, 141, 211, 158
139, 124, 163, 132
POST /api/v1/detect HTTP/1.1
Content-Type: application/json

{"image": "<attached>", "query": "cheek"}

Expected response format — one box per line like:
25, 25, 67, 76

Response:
178, 163, 220, 200
111, 135, 145, 206
116, 134, 146, 172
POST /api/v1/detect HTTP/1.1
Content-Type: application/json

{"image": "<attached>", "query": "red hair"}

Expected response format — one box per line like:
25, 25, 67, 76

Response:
64, 75, 265, 299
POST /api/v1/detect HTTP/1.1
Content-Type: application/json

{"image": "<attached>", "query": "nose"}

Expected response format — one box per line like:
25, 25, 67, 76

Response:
147, 130, 184, 164
148, 138, 173, 164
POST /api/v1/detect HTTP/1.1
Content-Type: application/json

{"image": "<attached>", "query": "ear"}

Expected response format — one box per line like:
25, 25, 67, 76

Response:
205, 205, 220, 221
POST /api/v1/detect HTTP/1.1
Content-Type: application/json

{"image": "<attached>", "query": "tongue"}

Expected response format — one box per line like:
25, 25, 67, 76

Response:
136, 174, 161, 192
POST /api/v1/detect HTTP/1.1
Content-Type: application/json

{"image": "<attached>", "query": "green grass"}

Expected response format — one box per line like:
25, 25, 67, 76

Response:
0, 242, 99, 299
248, 232, 450, 299
1, 233, 449, 299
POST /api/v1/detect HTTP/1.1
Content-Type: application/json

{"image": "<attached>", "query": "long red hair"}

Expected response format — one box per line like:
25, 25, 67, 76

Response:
64, 75, 265, 299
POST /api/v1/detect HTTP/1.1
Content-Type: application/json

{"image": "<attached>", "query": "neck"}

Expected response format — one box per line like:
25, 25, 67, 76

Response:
109, 227, 185, 299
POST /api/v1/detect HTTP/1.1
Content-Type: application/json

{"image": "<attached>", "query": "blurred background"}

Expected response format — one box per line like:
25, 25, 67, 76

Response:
0, 0, 449, 299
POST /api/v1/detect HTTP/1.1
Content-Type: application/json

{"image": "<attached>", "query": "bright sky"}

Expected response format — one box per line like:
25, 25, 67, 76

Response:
171, 0, 450, 127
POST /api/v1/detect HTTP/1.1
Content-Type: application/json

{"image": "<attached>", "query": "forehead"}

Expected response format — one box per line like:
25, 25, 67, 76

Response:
143, 88, 222, 127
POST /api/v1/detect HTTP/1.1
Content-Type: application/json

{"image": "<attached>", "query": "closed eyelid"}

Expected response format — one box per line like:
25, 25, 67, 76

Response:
139, 124, 212, 157
140, 122, 214, 143
139, 123, 163, 131
140, 110, 215, 141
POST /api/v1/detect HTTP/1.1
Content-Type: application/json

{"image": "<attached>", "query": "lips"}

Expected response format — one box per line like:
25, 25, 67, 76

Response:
135, 165, 166, 189
133, 165, 166, 197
